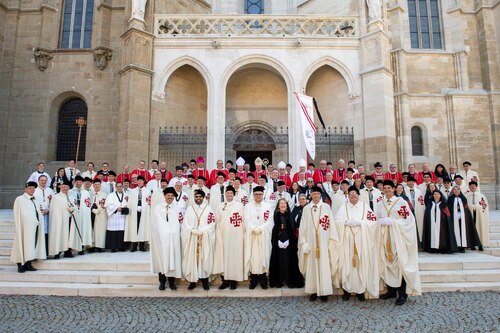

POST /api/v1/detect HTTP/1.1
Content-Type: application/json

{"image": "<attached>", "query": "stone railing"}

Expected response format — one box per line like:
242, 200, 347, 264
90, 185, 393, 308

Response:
155, 15, 357, 38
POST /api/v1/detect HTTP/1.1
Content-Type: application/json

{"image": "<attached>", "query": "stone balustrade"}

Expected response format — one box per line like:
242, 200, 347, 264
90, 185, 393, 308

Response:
156, 15, 357, 38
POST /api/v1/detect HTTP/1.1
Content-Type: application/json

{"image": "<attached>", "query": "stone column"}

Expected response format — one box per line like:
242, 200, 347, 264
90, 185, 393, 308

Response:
359, 27, 398, 167
117, 27, 154, 168
207, 85, 224, 169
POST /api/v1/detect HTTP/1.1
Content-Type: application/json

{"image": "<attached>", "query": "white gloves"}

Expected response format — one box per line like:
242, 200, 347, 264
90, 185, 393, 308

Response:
379, 217, 393, 226
302, 242, 310, 254
253, 228, 263, 235
68, 207, 75, 213
92, 208, 100, 215
191, 229, 203, 236
278, 240, 289, 249
136, 206, 142, 213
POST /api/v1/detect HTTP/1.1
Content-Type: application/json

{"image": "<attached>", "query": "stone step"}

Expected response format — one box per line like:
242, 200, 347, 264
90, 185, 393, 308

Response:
421, 282, 500, 293
490, 233, 500, 240
0, 247, 11, 256
0, 226, 15, 233
490, 226, 500, 233
0, 233, 15, 240
420, 270, 500, 283
0, 256, 11, 265
490, 220, 500, 227
483, 248, 500, 257
0, 221, 14, 227
417, 252, 500, 270
0, 240, 12, 247
488, 240, 500, 247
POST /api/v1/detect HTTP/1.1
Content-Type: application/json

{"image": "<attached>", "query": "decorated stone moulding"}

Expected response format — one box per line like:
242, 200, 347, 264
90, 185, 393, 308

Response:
93, 46, 113, 70
33, 47, 53, 71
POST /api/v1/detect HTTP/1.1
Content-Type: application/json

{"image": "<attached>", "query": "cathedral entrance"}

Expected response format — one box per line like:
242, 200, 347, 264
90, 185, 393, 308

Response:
236, 151, 272, 170
233, 128, 276, 170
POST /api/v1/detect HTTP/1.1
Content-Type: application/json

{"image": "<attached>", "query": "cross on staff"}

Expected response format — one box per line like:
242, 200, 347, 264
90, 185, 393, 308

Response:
75, 117, 87, 167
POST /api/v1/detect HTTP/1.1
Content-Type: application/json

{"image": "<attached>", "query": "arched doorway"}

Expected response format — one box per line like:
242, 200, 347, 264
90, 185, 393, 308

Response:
233, 128, 276, 169
56, 98, 88, 161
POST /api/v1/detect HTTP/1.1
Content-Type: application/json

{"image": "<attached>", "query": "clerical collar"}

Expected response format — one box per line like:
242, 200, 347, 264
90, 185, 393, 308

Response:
37, 170, 44, 174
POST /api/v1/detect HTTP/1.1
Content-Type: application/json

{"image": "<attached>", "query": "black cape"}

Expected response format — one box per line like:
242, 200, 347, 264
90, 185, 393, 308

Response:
447, 195, 482, 248
422, 200, 458, 253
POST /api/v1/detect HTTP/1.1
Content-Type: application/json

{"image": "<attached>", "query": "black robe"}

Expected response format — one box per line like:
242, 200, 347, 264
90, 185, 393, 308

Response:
422, 200, 458, 253
447, 195, 482, 248
269, 211, 304, 288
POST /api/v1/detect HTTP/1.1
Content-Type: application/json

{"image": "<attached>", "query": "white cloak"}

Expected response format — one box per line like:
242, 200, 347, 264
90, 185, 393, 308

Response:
465, 191, 489, 246
68, 188, 93, 249
244, 201, 274, 275
91, 191, 108, 248
125, 187, 152, 242
48, 193, 72, 255
105, 191, 127, 231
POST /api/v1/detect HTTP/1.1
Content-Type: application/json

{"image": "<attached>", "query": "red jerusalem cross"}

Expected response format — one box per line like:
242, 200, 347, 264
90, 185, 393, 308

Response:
398, 206, 410, 218
367, 211, 377, 222
207, 212, 215, 224
230, 213, 242, 227
319, 215, 330, 230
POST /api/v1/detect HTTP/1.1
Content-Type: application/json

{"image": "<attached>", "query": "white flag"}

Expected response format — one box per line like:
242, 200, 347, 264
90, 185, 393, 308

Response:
294, 92, 317, 160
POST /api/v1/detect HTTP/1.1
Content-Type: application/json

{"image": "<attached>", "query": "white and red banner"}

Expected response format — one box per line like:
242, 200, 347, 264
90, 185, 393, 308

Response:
294, 92, 317, 160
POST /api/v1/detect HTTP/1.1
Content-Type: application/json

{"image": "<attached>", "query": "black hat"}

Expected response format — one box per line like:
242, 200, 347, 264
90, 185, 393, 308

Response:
175, 166, 183, 171
234, 177, 242, 182
25, 181, 38, 188
92, 179, 101, 184
311, 186, 323, 193
332, 180, 340, 185
383, 180, 396, 188
123, 178, 131, 183
160, 179, 168, 183
468, 181, 478, 186
347, 168, 354, 173
194, 189, 206, 197
187, 174, 195, 179
349, 160, 356, 164
136, 176, 146, 181
197, 176, 206, 181
286, 163, 292, 168
348, 186, 360, 195
443, 177, 452, 183
422, 171, 432, 177
225, 185, 235, 194
74, 175, 84, 182
152, 159, 159, 164
163, 187, 177, 195
97, 171, 105, 175
259, 175, 268, 182
407, 176, 416, 182
276, 180, 285, 186
365, 175, 375, 182
108, 171, 117, 177
247, 173, 255, 179
340, 180, 350, 185
226, 160, 233, 165
454, 175, 464, 180
253, 186, 265, 193
374, 162, 382, 168
308, 163, 316, 168
83, 177, 92, 182
402, 172, 410, 177
463, 161, 472, 166
228, 168, 237, 174
217, 171, 226, 178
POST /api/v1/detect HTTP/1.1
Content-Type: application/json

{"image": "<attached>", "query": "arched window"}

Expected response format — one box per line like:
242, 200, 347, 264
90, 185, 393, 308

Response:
60, 0, 94, 49
245, 0, 264, 14
56, 98, 88, 161
411, 126, 424, 156
407, 0, 442, 49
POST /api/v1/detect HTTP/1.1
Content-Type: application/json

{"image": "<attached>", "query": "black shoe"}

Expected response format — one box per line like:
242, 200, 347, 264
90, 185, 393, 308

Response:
159, 283, 166, 291
259, 274, 268, 289
25, 262, 37, 271
219, 280, 230, 290
64, 251, 74, 258
140, 247, 146, 252
230, 281, 237, 290
471, 247, 476, 251
88, 248, 96, 253
78, 251, 85, 255
17, 263, 26, 273
395, 296, 407, 305
201, 279, 210, 291
111, 249, 117, 253
380, 289, 397, 300
188, 282, 197, 290
309, 294, 317, 302
249, 275, 258, 290
320, 296, 328, 302
131, 244, 137, 252
119, 248, 126, 252
139, 242, 146, 252
478, 246, 484, 252
459, 248, 465, 253
96, 248, 104, 253
168, 277, 177, 291
357, 293, 366, 302
342, 290, 351, 301
54, 254, 60, 260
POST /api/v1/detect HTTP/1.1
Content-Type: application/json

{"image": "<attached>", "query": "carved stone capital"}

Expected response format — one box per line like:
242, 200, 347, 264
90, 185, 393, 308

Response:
34, 47, 53, 71
93, 46, 113, 70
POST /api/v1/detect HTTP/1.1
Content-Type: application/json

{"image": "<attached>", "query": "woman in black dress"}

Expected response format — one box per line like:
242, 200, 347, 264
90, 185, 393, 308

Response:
422, 190, 458, 254
447, 186, 482, 252
50, 167, 71, 193
269, 198, 304, 288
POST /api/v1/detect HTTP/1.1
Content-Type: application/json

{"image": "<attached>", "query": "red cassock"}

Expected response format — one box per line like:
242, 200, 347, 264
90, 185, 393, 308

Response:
209, 168, 228, 186
371, 172, 385, 182
116, 173, 131, 183
236, 171, 248, 184
192, 168, 210, 186
278, 174, 292, 189
131, 169, 151, 182
384, 172, 403, 184
313, 169, 328, 184
253, 169, 267, 179
159, 169, 173, 183
292, 172, 301, 182
417, 171, 436, 184
331, 168, 346, 183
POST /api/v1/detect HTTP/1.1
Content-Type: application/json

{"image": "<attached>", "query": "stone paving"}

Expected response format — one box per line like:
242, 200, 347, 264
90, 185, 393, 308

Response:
0, 292, 498, 333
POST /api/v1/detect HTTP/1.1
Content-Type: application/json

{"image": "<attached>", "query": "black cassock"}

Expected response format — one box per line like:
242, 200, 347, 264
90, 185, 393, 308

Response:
422, 199, 458, 253
269, 211, 304, 288
447, 194, 482, 249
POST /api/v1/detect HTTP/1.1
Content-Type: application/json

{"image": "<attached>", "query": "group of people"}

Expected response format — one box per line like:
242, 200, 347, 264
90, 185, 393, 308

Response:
11, 156, 489, 305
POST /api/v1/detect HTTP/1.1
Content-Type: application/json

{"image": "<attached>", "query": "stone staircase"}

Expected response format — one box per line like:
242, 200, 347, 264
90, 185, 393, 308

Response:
0, 209, 499, 297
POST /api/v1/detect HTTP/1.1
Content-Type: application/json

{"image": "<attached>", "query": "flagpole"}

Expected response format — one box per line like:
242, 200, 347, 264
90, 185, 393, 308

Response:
75, 117, 87, 167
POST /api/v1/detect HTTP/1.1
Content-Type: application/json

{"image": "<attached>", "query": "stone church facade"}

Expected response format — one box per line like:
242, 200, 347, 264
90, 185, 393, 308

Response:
0, 0, 498, 207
